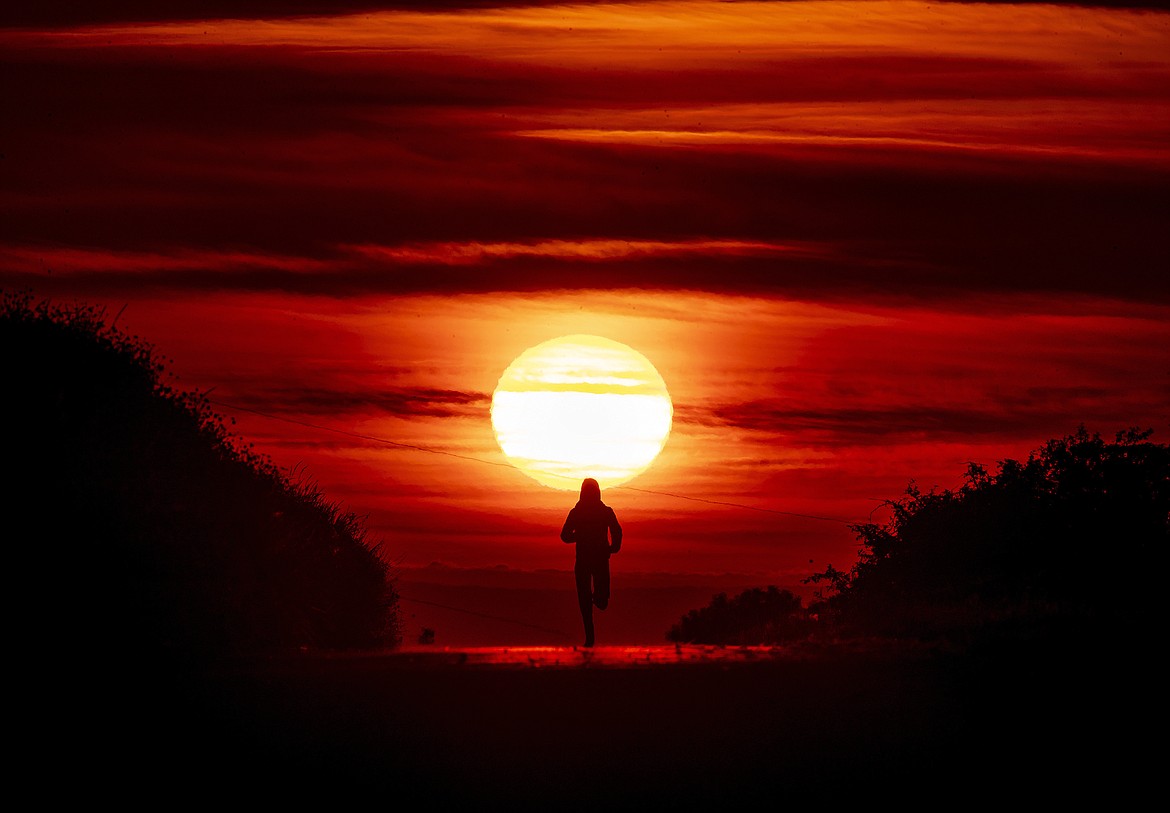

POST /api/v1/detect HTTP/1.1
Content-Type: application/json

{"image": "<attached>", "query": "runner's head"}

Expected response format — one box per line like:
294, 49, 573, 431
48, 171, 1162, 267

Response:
579, 478, 601, 503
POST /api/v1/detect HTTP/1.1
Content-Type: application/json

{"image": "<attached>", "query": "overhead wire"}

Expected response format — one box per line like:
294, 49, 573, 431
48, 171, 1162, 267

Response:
209, 398, 857, 525
395, 594, 575, 641
208, 396, 859, 639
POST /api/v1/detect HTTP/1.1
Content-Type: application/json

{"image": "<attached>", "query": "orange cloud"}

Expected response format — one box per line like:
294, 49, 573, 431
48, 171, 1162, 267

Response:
509, 98, 1170, 167
347, 238, 821, 264
0, 246, 331, 275
9, 2, 1167, 67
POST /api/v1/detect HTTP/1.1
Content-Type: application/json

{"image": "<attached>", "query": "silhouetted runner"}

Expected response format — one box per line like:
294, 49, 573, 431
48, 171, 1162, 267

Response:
560, 478, 622, 647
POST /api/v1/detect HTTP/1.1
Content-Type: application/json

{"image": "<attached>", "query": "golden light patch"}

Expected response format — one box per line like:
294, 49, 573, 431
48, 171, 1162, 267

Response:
491, 335, 673, 490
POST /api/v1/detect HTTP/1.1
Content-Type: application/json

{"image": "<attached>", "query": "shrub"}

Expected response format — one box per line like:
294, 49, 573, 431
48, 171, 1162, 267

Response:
666, 586, 813, 645
805, 427, 1169, 642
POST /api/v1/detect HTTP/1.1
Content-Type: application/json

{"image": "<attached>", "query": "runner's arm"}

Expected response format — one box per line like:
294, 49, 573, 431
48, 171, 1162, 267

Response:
608, 509, 623, 553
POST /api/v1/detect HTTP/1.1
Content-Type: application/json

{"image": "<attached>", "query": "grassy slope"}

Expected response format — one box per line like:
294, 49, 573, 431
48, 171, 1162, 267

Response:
3, 292, 399, 663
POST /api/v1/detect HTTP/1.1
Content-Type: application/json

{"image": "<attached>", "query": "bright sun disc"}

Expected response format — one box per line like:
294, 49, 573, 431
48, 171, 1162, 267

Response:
491, 335, 673, 490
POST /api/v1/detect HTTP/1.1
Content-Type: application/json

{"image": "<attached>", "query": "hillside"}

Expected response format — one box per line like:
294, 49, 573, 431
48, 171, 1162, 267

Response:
3, 291, 399, 662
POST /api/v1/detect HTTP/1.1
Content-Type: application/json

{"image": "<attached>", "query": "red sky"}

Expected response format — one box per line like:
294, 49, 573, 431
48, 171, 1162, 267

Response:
3, 1, 1168, 644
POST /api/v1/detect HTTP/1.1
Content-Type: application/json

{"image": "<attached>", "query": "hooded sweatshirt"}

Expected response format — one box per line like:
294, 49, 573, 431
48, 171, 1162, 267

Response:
560, 478, 622, 561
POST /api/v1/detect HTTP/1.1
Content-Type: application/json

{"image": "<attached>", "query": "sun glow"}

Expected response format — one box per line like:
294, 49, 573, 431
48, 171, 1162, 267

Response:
491, 335, 673, 490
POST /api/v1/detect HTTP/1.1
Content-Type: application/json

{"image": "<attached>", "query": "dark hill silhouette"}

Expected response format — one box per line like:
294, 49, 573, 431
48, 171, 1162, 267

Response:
3, 291, 399, 664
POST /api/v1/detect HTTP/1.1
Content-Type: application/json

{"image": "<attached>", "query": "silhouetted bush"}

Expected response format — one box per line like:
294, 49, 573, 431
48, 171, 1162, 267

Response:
666, 586, 813, 645
3, 291, 400, 661
805, 427, 1169, 643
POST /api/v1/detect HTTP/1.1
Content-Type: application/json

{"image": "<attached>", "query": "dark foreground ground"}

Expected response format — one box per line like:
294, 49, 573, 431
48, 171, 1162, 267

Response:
36, 638, 1155, 806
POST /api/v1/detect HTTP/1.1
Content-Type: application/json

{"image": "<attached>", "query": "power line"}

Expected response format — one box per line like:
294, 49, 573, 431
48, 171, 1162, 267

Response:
210, 399, 516, 470
209, 398, 855, 525
397, 593, 575, 640
616, 485, 852, 524
209, 396, 853, 640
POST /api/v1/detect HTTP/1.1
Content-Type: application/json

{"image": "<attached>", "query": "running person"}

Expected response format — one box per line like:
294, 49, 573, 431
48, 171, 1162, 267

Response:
560, 478, 622, 648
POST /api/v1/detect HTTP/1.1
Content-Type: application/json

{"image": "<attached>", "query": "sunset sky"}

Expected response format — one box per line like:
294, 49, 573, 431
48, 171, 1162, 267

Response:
4, 1, 1168, 643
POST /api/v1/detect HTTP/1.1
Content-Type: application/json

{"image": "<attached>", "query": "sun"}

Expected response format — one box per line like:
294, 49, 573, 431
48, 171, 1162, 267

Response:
491, 335, 673, 490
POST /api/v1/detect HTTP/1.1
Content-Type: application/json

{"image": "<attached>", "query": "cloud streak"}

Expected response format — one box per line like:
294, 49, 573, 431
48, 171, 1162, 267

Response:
349, 238, 819, 265
228, 386, 491, 419
2, 1, 1167, 302
3, 2, 1169, 588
